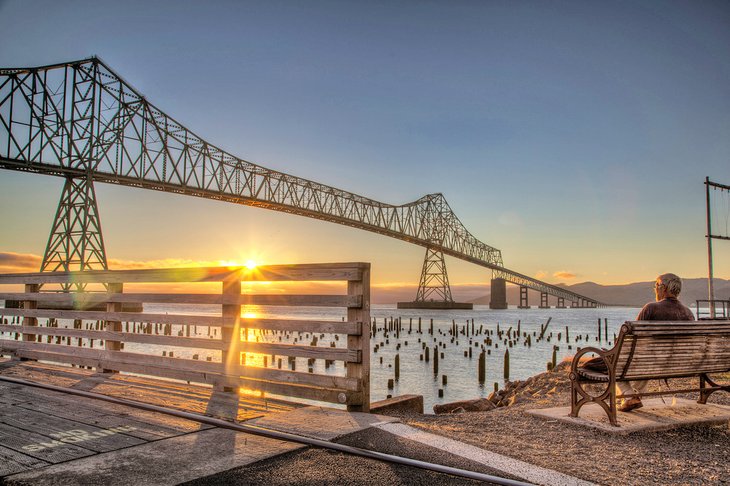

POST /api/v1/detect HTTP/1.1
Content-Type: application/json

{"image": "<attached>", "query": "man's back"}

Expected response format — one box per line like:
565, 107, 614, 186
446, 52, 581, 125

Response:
637, 297, 695, 321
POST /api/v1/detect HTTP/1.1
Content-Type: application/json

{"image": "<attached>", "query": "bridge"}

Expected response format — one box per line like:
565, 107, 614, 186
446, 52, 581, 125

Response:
0, 57, 601, 308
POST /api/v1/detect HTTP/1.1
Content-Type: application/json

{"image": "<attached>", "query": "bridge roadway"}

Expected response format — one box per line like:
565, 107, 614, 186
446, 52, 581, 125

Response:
0, 58, 601, 307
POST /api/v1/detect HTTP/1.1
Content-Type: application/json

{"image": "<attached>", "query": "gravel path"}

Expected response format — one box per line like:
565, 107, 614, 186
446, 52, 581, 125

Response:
398, 369, 730, 485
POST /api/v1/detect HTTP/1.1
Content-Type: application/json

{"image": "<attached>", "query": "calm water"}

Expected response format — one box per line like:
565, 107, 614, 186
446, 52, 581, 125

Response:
2, 303, 649, 413
141, 303, 645, 412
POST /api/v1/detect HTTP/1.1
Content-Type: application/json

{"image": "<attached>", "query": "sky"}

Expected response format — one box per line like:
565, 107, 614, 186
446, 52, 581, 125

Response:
0, 0, 729, 299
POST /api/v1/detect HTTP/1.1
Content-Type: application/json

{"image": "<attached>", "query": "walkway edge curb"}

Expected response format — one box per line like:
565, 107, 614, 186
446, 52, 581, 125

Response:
375, 422, 596, 486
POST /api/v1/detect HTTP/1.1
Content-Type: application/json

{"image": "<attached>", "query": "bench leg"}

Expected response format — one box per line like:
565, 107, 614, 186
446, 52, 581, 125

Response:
570, 379, 579, 417
608, 382, 618, 426
698, 374, 730, 404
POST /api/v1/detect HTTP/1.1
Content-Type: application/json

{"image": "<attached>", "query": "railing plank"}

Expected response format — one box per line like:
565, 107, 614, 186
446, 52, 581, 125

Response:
1, 347, 359, 405
0, 308, 222, 327
242, 318, 361, 335
0, 292, 361, 307
237, 365, 361, 391
0, 263, 366, 284
0, 325, 226, 350
239, 342, 360, 362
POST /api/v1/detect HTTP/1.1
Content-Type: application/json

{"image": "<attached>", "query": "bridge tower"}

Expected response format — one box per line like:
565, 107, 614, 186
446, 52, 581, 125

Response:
40, 60, 108, 287
41, 175, 108, 275
415, 246, 453, 303
397, 194, 473, 310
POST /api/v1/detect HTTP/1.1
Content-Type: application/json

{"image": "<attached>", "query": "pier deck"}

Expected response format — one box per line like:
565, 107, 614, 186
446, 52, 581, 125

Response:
0, 359, 394, 485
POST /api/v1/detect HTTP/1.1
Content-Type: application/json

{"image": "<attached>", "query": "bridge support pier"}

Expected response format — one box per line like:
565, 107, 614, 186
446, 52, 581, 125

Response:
556, 297, 566, 308
489, 278, 508, 309
518, 286, 530, 309
539, 292, 549, 308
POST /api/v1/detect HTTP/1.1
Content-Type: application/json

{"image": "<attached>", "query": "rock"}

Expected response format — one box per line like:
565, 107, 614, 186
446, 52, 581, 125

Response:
487, 390, 502, 403
433, 398, 496, 414
507, 395, 522, 406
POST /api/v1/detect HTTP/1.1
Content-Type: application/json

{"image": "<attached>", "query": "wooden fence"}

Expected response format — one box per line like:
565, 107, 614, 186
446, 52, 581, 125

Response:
0, 263, 371, 411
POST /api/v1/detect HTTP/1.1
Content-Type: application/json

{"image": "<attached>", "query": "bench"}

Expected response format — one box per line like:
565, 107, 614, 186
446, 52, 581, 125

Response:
569, 320, 730, 426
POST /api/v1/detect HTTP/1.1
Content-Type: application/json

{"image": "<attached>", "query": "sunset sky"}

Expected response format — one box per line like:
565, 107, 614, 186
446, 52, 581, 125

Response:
0, 1, 729, 298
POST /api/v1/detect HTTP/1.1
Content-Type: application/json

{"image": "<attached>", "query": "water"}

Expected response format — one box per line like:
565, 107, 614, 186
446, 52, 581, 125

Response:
1, 303, 644, 413
367, 305, 641, 412
139, 303, 643, 412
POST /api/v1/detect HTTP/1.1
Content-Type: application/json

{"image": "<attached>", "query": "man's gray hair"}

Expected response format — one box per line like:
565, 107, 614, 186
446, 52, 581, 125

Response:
658, 273, 682, 296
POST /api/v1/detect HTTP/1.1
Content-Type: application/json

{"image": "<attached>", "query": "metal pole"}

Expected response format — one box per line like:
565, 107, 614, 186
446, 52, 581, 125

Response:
705, 176, 715, 318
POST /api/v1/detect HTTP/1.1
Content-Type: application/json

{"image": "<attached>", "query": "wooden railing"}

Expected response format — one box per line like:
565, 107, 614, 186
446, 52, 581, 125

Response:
0, 263, 371, 411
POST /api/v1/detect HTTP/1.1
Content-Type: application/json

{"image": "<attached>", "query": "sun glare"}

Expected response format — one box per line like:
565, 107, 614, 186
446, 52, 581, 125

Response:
245, 259, 257, 270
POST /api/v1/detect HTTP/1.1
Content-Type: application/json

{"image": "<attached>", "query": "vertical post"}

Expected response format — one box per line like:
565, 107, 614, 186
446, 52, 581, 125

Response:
518, 286, 529, 308
705, 177, 715, 318
21, 284, 39, 358
102, 282, 123, 373
220, 271, 241, 392
489, 278, 508, 309
347, 263, 370, 412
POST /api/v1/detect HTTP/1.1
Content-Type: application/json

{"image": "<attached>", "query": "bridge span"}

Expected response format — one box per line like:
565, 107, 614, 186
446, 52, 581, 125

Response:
0, 57, 601, 308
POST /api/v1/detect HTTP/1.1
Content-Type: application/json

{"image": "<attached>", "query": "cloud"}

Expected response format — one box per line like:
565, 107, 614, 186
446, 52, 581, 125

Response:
553, 270, 577, 280
534, 270, 547, 279
0, 252, 42, 272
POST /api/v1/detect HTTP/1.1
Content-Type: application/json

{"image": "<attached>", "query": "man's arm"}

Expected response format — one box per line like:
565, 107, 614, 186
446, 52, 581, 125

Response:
636, 303, 652, 320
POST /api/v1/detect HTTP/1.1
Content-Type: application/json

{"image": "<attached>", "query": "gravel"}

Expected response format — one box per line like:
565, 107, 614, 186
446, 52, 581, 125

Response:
398, 368, 730, 485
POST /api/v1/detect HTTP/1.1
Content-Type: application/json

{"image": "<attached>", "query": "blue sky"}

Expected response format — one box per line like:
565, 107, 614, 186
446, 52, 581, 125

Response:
0, 0, 728, 292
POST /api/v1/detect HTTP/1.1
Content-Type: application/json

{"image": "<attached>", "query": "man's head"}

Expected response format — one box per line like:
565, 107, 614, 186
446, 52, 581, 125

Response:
654, 273, 682, 301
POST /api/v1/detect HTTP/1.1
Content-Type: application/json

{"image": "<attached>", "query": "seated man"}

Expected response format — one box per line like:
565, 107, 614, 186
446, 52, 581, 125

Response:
618, 272, 695, 411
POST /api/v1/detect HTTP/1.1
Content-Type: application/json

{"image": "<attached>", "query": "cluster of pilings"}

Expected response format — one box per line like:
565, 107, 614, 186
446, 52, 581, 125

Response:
370, 314, 617, 403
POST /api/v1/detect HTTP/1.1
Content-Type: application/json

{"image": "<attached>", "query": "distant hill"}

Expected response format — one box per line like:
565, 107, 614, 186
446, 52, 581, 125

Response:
468, 278, 730, 307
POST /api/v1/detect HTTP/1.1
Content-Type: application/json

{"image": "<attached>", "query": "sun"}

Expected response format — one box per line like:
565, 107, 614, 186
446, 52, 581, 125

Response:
244, 259, 257, 270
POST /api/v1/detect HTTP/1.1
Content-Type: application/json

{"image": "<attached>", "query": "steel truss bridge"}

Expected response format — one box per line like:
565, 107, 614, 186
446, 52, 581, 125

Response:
0, 57, 601, 308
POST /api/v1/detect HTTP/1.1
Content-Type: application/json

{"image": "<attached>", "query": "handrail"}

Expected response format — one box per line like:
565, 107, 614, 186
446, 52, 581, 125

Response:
0, 263, 371, 411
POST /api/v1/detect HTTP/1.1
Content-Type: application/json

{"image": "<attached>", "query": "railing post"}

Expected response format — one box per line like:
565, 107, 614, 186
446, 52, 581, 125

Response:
347, 264, 370, 412
103, 282, 123, 373
219, 272, 241, 392
20, 283, 39, 360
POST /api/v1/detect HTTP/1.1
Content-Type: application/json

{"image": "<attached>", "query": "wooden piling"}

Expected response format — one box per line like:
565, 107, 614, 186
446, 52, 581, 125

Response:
503, 349, 510, 382
478, 351, 486, 384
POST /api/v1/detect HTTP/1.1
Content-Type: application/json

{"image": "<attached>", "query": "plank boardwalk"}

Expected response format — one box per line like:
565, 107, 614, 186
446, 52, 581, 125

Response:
0, 359, 306, 482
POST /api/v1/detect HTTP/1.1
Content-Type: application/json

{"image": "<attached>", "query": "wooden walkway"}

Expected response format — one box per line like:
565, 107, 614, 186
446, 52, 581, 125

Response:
0, 359, 306, 482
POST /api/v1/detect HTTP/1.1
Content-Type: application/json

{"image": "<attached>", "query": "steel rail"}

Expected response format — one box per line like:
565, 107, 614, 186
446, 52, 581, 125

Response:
0, 375, 532, 486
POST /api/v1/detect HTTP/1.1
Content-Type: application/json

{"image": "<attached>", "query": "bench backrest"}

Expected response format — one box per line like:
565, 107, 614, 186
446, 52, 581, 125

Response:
613, 321, 730, 380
